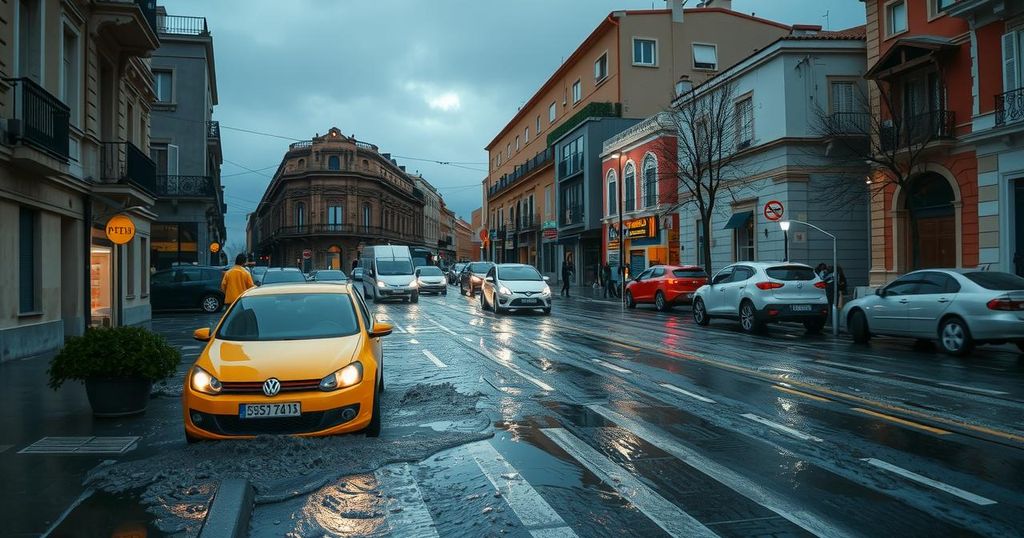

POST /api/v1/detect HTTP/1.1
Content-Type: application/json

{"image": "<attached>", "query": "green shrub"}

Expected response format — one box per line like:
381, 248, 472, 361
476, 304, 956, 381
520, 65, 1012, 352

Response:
48, 326, 181, 390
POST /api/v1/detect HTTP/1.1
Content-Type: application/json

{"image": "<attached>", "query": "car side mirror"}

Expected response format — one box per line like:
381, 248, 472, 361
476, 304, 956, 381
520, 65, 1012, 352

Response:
193, 327, 211, 342
543, 275, 550, 282
369, 321, 393, 338
485, 276, 495, 283
875, 287, 886, 297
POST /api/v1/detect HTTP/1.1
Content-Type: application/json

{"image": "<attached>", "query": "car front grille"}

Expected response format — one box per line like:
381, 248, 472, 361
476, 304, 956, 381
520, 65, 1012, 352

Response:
190, 404, 360, 436
219, 379, 322, 394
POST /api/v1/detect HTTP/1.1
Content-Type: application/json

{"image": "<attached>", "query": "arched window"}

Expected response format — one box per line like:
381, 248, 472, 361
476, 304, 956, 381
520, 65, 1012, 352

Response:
295, 202, 306, 230
606, 169, 617, 217
624, 162, 636, 211
642, 154, 658, 208
362, 159, 369, 170
362, 203, 371, 229
297, 158, 305, 168
328, 155, 340, 170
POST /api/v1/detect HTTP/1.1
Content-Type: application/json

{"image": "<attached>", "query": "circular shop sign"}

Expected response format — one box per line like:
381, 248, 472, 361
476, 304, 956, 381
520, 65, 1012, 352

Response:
105, 214, 136, 244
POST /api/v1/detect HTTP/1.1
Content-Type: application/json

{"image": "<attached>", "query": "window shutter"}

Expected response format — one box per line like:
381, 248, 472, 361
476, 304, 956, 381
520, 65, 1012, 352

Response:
832, 82, 854, 113
1003, 31, 1019, 93
167, 144, 179, 176
19, 208, 35, 312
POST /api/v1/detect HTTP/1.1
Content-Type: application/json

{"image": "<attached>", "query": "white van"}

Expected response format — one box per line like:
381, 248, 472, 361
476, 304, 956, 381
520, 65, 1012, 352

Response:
361, 245, 418, 303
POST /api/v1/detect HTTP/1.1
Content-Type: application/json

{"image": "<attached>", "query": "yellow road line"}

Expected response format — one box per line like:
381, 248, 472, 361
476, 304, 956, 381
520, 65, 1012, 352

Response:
773, 385, 830, 402
851, 408, 952, 435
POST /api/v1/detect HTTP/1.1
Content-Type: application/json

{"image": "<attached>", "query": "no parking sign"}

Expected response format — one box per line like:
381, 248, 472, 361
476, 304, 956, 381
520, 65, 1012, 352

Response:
763, 200, 784, 222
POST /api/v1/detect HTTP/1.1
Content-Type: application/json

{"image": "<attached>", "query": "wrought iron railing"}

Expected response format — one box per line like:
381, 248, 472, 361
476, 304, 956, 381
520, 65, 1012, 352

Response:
263, 223, 414, 242
157, 14, 208, 35
101, 141, 157, 194
517, 214, 537, 231
996, 88, 1024, 126
825, 112, 870, 134
561, 204, 584, 226
355, 141, 378, 151
207, 120, 220, 140
4, 78, 70, 161
879, 110, 955, 152
155, 175, 214, 197
487, 148, 553, 199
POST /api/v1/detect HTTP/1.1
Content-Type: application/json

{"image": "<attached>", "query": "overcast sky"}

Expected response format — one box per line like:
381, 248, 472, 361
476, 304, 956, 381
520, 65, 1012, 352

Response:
162, 0, 866, 251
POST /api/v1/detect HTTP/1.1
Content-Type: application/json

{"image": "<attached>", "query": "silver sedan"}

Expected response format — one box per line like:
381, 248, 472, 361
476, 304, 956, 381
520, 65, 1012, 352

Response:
842, 269, 1024, 355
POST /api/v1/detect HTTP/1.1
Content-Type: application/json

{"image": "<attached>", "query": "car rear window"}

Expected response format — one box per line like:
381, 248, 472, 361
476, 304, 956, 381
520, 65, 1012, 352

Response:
315, 270, 347, 280
672, 269, 706, 278
218, 293, 359, 341
766, 266, 816, 281
963, 271, 1024, 290
469, 262, 493, 273
418, 266, 444, 276
262, 270, 307, 284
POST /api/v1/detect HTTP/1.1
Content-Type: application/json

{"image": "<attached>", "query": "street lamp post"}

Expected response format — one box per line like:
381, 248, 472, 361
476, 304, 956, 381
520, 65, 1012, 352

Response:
611, 152, 625, 311
779, 219, 839, 336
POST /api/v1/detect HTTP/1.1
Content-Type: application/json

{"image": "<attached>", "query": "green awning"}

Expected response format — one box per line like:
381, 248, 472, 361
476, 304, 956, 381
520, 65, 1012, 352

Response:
723, 211, 753, 230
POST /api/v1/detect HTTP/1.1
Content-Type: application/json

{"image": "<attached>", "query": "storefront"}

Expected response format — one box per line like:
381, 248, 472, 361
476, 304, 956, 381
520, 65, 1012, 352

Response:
90, 229, 114, 328
88, 208, 153, 329
604, 215, 679, 279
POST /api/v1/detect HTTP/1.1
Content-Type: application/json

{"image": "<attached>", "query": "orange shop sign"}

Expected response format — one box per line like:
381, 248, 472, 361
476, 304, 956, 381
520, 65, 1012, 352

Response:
623, 216, 657, 239
105, 214, 136, 244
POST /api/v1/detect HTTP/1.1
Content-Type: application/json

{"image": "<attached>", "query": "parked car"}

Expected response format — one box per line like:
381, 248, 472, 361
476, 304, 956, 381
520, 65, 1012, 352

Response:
625, 265, 707, 311
448, 262, 468, 285
460, 261, 494, 296
692, 262, 829, 334
415, 266, 448, 295
184, 282, 392, 441
311, 269, 349, 283
843, 269, 1024, 356
480, 263, 551, 315
250, 266, 268, 285
351, 267, 365, 281
259, 267, 308, 286
151, 266, 226, 313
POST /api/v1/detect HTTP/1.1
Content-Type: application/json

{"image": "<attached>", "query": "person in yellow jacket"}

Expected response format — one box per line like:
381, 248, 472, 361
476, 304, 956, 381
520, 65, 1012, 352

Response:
221, 253, 255, 306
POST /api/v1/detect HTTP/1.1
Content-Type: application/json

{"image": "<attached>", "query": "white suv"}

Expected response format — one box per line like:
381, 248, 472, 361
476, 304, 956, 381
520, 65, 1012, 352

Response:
692, 262, 829, 333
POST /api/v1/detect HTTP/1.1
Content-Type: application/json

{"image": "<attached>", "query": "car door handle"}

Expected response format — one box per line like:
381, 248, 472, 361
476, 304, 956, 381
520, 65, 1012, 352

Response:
937, 298, 950, 303
898, 299, 909, 304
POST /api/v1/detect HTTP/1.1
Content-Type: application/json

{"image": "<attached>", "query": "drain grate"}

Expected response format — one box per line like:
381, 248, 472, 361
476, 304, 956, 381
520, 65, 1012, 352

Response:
18, 436, 139, 455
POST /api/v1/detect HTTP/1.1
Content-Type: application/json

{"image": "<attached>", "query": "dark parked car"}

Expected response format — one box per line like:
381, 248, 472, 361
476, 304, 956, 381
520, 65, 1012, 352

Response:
448, 262, 467, 285
311, 269, 349, 283
250, 266, 268, 285
259, 267, 308, 286
459, 261, 494, 296
151, 266, 226, 313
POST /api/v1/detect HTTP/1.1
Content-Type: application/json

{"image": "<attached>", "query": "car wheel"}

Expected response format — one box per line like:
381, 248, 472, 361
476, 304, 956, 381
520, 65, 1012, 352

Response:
200, 294, 222, 313
693, 298, 710, 326
654, 291, 671, 312
364, 381, 382, 437
479, 292, 486, 310
803, 319, 825, 334
849, 310, 870, 344
939, 317, 974, 356
625, 291, 637, 309
411, 292, 419, 304
543, 307, 551, 316
739, 301, 762, 334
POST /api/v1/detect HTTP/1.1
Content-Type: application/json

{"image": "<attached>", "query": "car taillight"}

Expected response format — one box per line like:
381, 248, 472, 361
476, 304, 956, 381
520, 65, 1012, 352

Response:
755, 281, 784, 290
668, 279, 678, 285
814, 281, 827, 289
987, 297, 1024, 311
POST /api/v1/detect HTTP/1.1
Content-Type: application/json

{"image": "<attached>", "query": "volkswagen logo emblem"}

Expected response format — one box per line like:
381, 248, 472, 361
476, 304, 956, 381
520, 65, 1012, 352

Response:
262, 378, 281, 397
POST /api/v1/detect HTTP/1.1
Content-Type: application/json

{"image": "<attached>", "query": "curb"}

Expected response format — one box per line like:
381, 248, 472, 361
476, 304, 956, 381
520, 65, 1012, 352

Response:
200, 478, 254, 538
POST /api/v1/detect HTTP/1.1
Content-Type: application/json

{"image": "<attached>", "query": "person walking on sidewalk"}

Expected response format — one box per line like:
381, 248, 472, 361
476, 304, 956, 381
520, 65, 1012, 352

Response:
601, 263, 615, 298
222, 253, 255, 307
560, 260, 574, 297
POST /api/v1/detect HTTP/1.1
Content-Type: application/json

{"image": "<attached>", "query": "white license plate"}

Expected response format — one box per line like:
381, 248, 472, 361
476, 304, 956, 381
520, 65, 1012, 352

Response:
521, 299, 538, 304
239, 402, 301, 419
791, 305, 812, 312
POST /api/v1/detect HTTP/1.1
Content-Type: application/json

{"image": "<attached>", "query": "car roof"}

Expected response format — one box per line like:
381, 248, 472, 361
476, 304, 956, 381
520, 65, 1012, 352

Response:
496, 263, 530, 268
243, 283, 352, 297
727, 261, 813, 269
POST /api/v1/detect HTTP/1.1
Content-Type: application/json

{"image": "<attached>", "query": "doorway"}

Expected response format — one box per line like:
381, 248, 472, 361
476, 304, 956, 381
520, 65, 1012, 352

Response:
907, 173, 956, 269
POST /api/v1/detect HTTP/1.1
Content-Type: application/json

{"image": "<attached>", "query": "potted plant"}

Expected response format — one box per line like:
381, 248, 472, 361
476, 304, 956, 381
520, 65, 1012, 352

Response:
48, 326, 181, 417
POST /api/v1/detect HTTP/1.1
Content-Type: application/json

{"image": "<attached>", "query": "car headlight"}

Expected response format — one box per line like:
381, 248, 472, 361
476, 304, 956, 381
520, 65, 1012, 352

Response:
190, 366, 222, 395
319, 362, 363, 391
541, 285, 551, 296
377, 280, 387, 288
499, 286, 512, 296
409, 280, 418, 289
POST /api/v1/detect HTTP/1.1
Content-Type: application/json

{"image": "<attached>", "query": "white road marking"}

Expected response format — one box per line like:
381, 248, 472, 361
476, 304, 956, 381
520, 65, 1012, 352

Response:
375, 463, 440, 537
462, 336, 473, 342
658, 383, 717, 404
740, 414, 823, 443
537, 341, 563, 353
428, 318, 553, 390
409, 338, 420, 345
813, 360, 883, 374
181, 345, 201, 350
467, 441, 578, 537
41, 488, 94, 538
937, 382, 1009, 396
861, 458, 997, 506
591, 359, 631, 374
426, 319, 459, 336
540, 428, 717, 538
422, 350, 448, 369
590, 405, 847, 538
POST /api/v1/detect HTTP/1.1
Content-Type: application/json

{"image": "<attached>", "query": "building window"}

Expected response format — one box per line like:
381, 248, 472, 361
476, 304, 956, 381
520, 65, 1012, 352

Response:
731, 210, 755, 261
141, 237, 149, 295
606, 169, 617, 217
327, 205, 343, 230
61, 25, 80, 125
624, 163, 636, 211
887, 1, 907, 36
572, 79, 582, 104
507, 143, 511, 158
151, 223, 198, 270
544, 186, 552, 218
831, 81, 856, 113
19, 206, 39, 313
549, 102, 556, 123
642, 155, 658, 207
695, 219, 706, 267
295, 202, 306, 229
515, 135, 520, 152
536, 115, 541, 133
595, 53, 608, 81
154, 70, 173, 103
735, 97, 753, 149
559, 136, 583, 178
1002, 31, 1023, 92
692, 43, 718, 70
328, 155, 340, 170
17, 0, 42, 82
633, 38, 657, 66
362, 203, 371, 228
934, 0, 955, 12
525, 127, 530, 144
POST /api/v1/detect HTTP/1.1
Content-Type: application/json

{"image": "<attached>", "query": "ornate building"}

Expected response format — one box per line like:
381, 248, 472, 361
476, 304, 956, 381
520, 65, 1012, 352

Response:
249, 127, 425, 271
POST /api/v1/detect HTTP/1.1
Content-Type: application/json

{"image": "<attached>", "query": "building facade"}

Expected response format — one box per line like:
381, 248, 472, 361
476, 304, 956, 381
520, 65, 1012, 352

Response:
439, 202, 456, 264
150, 8, 225, 270
249, 127, 425, 271
470, 207, 484, 261
1, 0, 160, 361
455, 217, 473, 262
412, 173, 440, 261
482, 1, 798, 284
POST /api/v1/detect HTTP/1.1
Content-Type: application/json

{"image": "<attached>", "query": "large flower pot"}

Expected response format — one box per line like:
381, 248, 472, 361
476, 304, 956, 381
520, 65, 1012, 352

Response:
84, 378, 152, 417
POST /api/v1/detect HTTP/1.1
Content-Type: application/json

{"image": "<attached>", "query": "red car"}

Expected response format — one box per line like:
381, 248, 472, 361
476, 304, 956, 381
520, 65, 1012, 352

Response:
625, 265, 707, 311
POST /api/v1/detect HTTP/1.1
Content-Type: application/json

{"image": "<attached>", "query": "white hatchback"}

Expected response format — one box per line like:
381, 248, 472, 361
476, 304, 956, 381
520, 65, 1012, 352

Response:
692, 262, 829, 333
480, 263, 552, 315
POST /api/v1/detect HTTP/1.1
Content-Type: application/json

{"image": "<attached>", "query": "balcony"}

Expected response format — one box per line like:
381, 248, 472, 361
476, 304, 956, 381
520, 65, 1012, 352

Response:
880, 110, 955, 152
4, 78, 70, 161
824, 112, 870, 135
561, 204, 584, 227
156, 14, 209, 36
207, 121, 220, 140
155, 175, 215, 197
101, 141, 157, 194
262, 223, 413, 243
487, 148, 553, 199
557, 153, 584, 180
92, 0, 159, 55
517, 214, 538, 232
996, 88, 1024, 126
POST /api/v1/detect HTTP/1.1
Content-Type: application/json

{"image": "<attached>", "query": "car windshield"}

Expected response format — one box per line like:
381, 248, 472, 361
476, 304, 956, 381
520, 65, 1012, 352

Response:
469, 262, 493, 273
418, 266, 444, 276
672, 269, 706, 278
964, 271, 1024, 290
499, 266, 542, 281
217, 293, 359, 341
261, 270, 307, 284
314, 270, 347, 281
766, 266, 816, 281
251, 267, 267, 276
377, 258, 413, 275
454, 263, 467, 272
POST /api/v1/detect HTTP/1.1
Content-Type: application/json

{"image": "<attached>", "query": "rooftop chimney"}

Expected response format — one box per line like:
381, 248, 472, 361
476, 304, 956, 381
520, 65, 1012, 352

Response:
667, 0, 684, 23
675, 75, 693, 97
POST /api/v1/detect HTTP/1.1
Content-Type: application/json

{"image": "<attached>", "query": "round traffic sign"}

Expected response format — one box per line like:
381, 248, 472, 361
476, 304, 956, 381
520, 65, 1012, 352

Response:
302, 249, 312, 260
479, 229, 488, 241
209, 242, 221, 253
105, 214, 135, 244
763, 200, 785, 222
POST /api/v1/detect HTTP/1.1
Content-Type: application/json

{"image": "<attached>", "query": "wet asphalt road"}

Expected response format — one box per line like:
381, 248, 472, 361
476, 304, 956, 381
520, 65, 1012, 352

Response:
29, 282, 1024, 537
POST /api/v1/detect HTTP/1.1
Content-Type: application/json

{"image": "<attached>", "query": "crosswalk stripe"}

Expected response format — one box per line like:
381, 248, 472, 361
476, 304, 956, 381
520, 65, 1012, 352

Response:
540, 428, 717, 538
426, 319, 459, 336
658, 383, 717, 404
861, 458, 997, 506
468, 441, 578, 537
422, 350, 448, 368
740, 413, 823, 443
591, 359, 631, 374
589, 405, 846, 538
375, 463, 439, 537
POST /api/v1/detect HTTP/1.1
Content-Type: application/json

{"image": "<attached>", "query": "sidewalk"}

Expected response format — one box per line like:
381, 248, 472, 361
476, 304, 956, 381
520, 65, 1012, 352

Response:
551, 284, 624, 304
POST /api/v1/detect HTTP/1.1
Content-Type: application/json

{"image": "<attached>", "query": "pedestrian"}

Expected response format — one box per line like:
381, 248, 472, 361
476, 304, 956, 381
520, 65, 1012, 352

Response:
560, 260, 574, 297
351, 257, 359, 271
834, 265, 848, 309
814, 262, 828, 280
601, 263, 614, 298
221, 253, 255, 307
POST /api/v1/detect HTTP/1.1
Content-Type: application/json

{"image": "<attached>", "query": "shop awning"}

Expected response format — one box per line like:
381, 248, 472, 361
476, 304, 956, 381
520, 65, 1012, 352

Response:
723, 211, 753, 230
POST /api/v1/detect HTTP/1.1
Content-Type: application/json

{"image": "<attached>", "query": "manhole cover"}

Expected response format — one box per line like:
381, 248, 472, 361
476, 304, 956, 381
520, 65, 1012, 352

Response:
18, 436, 139, 455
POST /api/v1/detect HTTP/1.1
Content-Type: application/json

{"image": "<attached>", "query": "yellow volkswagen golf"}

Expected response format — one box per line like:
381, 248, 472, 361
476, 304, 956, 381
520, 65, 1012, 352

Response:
183, 283, 392, 442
